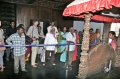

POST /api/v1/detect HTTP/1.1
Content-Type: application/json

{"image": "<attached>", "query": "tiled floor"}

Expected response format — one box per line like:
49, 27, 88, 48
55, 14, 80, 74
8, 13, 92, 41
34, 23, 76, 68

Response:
0, 53, 120, 79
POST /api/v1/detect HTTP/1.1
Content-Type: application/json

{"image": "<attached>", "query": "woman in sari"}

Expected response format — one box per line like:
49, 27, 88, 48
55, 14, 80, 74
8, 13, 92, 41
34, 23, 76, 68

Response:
60, 27, 68, 62
57, 28, 62, 53
89, 28, 98, 50
95, 29, 101, 42
72, 30, 79, 61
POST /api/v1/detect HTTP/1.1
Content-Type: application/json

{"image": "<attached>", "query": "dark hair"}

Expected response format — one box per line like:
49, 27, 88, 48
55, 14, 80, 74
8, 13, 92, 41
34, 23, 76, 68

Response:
32, 19, 39, 24
90, 28, 93, 31
109, 31, 116, 36
10, 20, 15, 24
19, 24, 24, 27
74, 29, 77, 32
16, 25, 24, 30
50, 21, 54, 23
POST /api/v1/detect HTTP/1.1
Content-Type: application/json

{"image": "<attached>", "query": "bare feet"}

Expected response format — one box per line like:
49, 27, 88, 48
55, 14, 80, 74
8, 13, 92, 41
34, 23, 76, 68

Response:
0, 66, 5, 72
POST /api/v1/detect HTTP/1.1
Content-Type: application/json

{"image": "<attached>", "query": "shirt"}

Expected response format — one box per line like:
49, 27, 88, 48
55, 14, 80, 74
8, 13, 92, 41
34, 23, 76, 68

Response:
6, 26, 16, 37
66, 32, 76, 51
110, 39, 117, 51
0, 29, 4, 40
6, 33, 26, 56
27, 26, 39, 38
44, 33, 58, 50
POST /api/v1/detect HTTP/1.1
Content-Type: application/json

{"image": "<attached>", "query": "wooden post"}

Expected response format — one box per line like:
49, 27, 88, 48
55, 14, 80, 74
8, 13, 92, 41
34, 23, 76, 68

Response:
102, 23, 111, 44
77, 14, 92, 79
115, 29, 120, 67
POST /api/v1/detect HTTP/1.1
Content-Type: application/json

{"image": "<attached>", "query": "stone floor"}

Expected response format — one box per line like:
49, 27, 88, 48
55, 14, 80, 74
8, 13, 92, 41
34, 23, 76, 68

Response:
0, 53, 120, 79
87, 67, 120, 79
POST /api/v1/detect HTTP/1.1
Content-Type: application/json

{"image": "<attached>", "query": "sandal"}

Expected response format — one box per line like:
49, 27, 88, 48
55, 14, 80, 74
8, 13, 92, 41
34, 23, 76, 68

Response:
43, 63, 45, 66
31, 65, 37, 68
52, 63, 56, 66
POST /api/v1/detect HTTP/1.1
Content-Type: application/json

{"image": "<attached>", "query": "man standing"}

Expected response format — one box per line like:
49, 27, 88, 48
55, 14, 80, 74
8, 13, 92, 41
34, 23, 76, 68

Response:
66, 27, 76, 69
44, 27, 58, 66
47, 21, 58, 37
27, 19, 41, 67
47, 21, 58, 53
6, 21, 16, 61
6, 25, 27, 74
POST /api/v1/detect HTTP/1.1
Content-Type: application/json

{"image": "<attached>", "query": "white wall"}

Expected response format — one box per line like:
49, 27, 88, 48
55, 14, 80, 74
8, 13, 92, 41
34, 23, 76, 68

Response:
73, 21, 104, 39
109, 23, 120, 43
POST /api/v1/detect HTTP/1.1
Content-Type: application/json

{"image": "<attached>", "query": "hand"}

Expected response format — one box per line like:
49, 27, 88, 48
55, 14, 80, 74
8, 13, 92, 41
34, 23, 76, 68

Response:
32, 38, 36, 41
41, 36, 45, 38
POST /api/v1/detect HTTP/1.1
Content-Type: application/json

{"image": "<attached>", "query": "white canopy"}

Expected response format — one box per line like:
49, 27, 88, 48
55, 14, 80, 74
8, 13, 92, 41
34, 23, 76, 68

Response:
67, 0, 90, 7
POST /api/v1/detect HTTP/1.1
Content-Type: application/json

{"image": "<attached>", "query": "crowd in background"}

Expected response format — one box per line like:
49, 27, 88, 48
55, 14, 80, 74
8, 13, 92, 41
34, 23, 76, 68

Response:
0, 19, 117, 74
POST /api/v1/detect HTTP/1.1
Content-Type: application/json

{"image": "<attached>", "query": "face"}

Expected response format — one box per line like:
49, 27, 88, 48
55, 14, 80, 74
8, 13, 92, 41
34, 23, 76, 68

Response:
38, 26, 41, 30
78, 31, 82, 35
71, 28, 74, 33
109, 33, 114, 39
96, 29, 99, 33
51, 28, 55, 33
89, 30, 93, 34
51, 22, 55, 26
17, 28, 24, 34
63, 27, 67, 31
10, 22, 15, 27
75, 30, 78, 34
34, 21, 38, 26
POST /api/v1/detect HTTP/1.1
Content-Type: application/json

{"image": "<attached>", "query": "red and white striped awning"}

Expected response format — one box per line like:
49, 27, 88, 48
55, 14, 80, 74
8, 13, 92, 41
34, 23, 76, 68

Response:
63, 0, 120, 23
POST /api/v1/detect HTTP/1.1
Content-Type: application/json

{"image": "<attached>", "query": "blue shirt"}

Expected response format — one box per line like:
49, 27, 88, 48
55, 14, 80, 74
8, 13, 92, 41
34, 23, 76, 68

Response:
6, 33, 26, 56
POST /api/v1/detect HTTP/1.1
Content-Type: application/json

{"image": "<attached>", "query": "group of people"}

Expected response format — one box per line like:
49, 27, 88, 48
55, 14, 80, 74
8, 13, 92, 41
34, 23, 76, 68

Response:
0, 19, 79, 74
89, 27, 117, 51
0, 19, 117, 74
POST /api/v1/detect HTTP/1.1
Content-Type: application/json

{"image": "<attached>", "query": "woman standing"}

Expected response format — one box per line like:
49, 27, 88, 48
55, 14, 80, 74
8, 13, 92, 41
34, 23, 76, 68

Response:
60, 27, 68, 63
95, 29, 101, 42
0, 20, 5, 72
89, 28, 98, 50
72, 30, 79, 61
57, 28, 62, 53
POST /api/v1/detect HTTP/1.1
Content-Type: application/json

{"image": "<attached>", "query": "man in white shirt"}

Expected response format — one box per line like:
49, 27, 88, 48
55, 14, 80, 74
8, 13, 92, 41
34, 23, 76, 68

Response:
44, 27, 58, 66
66, 27, 76, 68
47, 21, 58, 54
47, 21, 58, 37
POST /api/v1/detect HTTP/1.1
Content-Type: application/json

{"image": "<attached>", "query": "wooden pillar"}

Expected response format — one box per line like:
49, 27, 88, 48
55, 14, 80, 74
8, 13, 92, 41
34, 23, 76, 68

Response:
77, 14, 92, 79
115, 29, 120, 67
102, 23, 111, 44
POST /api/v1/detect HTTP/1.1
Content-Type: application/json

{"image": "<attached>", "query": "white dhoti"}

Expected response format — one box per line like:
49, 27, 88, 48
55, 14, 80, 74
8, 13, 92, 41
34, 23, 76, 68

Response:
38, 47, 45, 62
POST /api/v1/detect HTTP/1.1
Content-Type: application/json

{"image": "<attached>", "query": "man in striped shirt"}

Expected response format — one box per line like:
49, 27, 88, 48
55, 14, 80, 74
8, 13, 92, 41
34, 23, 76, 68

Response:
6, 25, 27, 74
